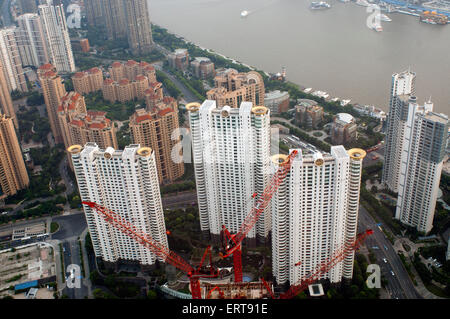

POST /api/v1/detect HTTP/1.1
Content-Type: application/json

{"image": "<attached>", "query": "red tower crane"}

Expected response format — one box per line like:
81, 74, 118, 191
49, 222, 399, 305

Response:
82, 201, 217, 299
220, 150, 298, 283
262, 229, 373, 299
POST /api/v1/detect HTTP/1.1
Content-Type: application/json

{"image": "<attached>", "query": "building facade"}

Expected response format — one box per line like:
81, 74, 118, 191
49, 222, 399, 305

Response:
68, 143, 169, 268
124, 0, 153, 55
207, 69, 265, 108
0, 114, 29, 199
264, 90, 290, 114
72, 67, 104, 95
0, 27, 28, 92
0, 60, 17, 128
271, 147, 365, 285
188, 100, 271, 242
295, 99, 324, 129
102, 0, 128, 41
330, 113, 357, 145
395, 96, 449, 233
57, 91, 87, 149
38, 2, 76, 73
85, 0, 105, 27
16, 13, 49, 68
191, 57, 215, 79
168, 49, 189, 71
67, 111, 118, 151
38, 63, 67, 144
382, 70, 416, 193
130, 98, 184, 184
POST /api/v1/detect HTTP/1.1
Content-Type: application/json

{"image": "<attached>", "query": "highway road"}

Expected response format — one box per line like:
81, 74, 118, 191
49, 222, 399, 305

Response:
358, 205, 422, 299
62, 239, 89, 299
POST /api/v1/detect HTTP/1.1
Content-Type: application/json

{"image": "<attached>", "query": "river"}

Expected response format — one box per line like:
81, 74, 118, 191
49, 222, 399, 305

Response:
148, 0, 450, 114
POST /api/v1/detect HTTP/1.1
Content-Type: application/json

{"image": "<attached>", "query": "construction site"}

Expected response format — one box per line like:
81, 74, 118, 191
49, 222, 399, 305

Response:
0, 243, 56, 297
83, 149, 373, 299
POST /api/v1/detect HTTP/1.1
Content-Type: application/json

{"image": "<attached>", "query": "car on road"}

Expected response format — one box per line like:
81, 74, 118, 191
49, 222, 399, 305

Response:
383, 258, 387, 263
372, 246, 379, 250
390, 271, 395, 276
384, 245, 388, 250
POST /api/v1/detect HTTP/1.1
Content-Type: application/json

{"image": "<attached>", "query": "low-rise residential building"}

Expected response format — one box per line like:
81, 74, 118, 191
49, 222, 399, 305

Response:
264, 90, 290, 114
207, 68, 265, 108
191, 57, 215, 79
168, 48, 189, 71
295, 99, 324, 129
330, 113, 357, 145
72, 67, 103, 95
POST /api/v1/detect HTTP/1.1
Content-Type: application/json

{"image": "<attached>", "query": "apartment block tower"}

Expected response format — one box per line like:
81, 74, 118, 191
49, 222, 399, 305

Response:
0, 60, 17, 128
67, 111, 118, 150
124, 0, 153, 55
72, 67, 104, 95
38, 2, 76, 73
207, 69, 265, 108
56, 91, 87, 149
271, 147, 365, 286
38, 63, 67, 144
0, 114, 29, 200
0, 27, 28, 92
85, 0, 105, 27
129, 97, 184, 184
16, 13, 49, 68
68, 143, 169, 269
395, 96, 449, 234
102, 0, 128, 41
187, 100, 271, 242
382, 70, 416, 193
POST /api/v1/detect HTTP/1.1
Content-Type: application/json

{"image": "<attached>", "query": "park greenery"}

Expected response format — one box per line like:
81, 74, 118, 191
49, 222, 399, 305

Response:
26, 92, 45, 106
17, 107, 51, 145
152, 24, 253, 73
324, 254, 380, 299
163, 64, 206, 101
4, 146, 66, 207
117, 122, 131, 150
155, 70, 182, 100
160, 181, 196, 195
164, 206, 203, 254
84, 91, 143, 121
272, 120, 331, 152
0, 198, 65, 225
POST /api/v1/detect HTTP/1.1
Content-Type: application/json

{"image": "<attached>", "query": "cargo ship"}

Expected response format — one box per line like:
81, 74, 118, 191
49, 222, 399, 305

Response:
420, 11, 448, 25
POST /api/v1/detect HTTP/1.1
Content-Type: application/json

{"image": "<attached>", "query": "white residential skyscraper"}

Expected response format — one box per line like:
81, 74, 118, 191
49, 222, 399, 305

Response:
0, 27, 28, 92
68, 143, 169, 268
271, 147, 365, 286
187, 100, 271, 242
395, 96, 449, 234
38, 2, 76, 73
16, 13, 49, 68
382, 70, 416, 193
